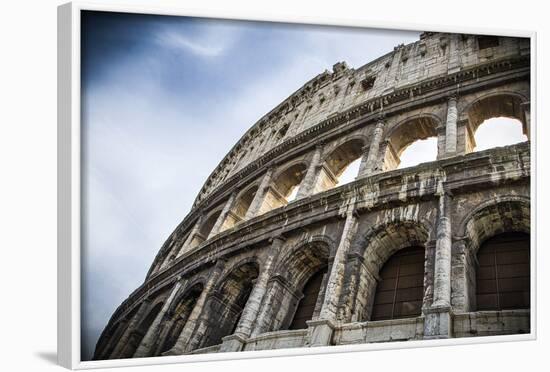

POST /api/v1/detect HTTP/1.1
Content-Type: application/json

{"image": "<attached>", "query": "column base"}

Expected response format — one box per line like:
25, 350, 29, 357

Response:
219, 333, 248, 353
307, 319, 337, 347
423, 306, 453, 339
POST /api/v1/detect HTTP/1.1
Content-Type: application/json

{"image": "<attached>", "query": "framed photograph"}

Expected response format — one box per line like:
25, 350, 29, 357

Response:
58, 1, 535, 369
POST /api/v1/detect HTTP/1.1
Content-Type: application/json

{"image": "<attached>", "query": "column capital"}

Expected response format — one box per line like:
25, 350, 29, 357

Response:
314, 142, 325, 150
446, 92, 458, 102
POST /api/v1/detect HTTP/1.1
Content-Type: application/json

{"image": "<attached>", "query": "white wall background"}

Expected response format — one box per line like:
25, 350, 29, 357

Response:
0, 0, 547, 371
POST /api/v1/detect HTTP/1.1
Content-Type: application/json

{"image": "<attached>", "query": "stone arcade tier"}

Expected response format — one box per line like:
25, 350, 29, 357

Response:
94, 141, 531, 360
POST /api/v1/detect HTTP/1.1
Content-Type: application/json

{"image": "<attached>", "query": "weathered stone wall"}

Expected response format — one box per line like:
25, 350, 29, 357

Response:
94, 31, 531, 360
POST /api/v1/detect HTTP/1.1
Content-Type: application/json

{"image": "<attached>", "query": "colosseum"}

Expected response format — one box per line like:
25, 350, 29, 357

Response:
93, 31, 531, 360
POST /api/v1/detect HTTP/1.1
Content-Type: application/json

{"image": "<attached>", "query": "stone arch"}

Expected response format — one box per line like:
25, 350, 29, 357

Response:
120, 300, 165, 358
272, 161, 308, 198
255, 161, 308, 214
460, 91, 530, 151
156, 282, 204, 355
314, 137, 366, 193
200, 260, 260, 348
452, 196, 530, 312
381, 115, 440, 171
351, 218, 432, 322
263, 238, 332, 332
458, 196, 530, 253
229, 183, 260, 224
198, 207, 224, 239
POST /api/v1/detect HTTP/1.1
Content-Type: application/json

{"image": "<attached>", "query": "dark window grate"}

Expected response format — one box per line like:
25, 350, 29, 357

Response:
289, 267, 327, 329
371, 246, 425, 321
476, 232, 530, 311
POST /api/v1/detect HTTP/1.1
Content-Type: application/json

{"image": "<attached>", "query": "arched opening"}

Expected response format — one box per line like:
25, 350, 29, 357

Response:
466, 94, 529, 153
472, 117, 527, 152
201, 262, 259, 348
219, 186, 259, 232
188, 209, 223, 247
258, 163, 307, 214
356, 221, 429, 322
475, 232, 530, 311
314, 139, 364, 193
158, 284, 204, 355
371, 246, 425, 321
397, 137, 438, 169
458, 198, 530, 312
254, 240, 330, 335
383, 117, 438, 171
121, 302, 164, 358
288, 266, 328, 329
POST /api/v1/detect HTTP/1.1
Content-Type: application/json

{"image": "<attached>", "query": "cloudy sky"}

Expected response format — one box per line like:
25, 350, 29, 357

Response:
80, 11, 526, 361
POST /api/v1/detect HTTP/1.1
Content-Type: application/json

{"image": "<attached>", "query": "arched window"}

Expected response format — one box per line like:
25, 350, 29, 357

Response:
258, 163, 307, 214
476, 232, 530, 311
218, 186, 259, 232
158, 284, 203, 355
201, 263, 259, 348
289, 266, 328, 330
473, 117, 527, 152
383, 117, 438, 171
466, 94, 529, 153
371, 246, 424, 321
314, 139, 364, 194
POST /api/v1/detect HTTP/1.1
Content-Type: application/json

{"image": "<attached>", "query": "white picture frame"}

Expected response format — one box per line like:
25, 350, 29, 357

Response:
57, 1, 537, 369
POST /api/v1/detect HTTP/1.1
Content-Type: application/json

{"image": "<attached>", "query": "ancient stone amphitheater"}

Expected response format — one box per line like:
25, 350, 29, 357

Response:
94, 31, 531, 360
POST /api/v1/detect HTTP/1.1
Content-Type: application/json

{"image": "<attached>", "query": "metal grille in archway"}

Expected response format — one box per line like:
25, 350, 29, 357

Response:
371, 246, 425, 321
476, 232, 530, 311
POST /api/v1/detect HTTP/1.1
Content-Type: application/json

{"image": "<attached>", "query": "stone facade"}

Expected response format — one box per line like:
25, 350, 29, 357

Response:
93, 32, 531, 360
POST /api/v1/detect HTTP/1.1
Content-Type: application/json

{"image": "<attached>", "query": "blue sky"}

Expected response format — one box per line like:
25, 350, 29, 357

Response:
80, 11, 527, 361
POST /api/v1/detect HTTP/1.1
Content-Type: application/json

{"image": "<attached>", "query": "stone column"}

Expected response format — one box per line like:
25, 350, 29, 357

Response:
521, 101, 531, 140
444, 95, 458, 156
309, 200, 358, 347
296, 145, 323, 199
424, 186, 453, 339
207, 192, 237, 239
164, 259, 226, 355
220, 236, 286, 352
358, 120, 385, 177
177, 215, 204, 257
433, 191, 452, 307
244, 167, 274, 219
133, 278, 187, 358
110, 300, 150, 359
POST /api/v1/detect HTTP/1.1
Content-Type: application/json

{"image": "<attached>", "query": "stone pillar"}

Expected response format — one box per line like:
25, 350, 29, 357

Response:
220, 236, 286, 352
444, 95, 458, 156
433, 191, 452, 307
110, 300, 150, 358
207, 192, 237, 239
250, 275, 291, 337
244, 167, 274, 219
133, 278, 186, 358
424, 187, 453, 339
309, 200, 358, 346
521, 101, 531, 140
358, 120, 385, 177
296, 145, 323, 199
177, 215, 204, 257
450, 238, 473, 312
164, 259, 226, 355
